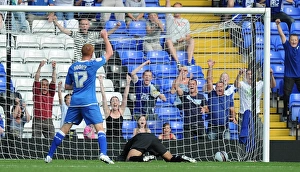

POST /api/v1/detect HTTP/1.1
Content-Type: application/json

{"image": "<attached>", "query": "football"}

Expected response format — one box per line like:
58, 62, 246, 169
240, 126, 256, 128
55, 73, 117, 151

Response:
214, 151, 229, 162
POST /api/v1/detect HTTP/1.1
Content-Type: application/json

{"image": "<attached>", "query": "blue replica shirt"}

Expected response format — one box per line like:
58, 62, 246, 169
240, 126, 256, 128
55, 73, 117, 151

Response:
207, 91, 234, 126
65, 57, 106, 106
28, 0, 55, 16
283, 41, 300, 77
134, 80, 160, 114
265, 0, 283, 14
181, 92, 207, 125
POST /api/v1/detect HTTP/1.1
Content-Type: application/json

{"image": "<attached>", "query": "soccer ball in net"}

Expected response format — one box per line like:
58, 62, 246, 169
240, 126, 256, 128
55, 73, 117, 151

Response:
214, 151, 229, 162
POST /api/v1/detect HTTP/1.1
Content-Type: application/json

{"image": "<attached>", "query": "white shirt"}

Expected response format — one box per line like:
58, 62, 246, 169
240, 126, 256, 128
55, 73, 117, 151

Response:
166, 14, 190, 43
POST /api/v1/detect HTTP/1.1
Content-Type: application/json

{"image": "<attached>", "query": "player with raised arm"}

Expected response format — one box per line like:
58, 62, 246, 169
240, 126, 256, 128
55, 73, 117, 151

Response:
44, 30, 114, 164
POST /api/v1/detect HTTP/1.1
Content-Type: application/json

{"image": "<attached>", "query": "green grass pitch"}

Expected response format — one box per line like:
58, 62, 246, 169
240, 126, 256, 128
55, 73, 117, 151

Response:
0, 160, 300, 172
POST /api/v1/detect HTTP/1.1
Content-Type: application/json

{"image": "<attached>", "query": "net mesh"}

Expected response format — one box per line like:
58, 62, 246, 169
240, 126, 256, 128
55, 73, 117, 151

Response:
0, 6, 268, 162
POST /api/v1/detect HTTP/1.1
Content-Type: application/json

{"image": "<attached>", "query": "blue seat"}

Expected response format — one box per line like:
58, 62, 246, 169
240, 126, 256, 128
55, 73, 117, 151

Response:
118, 50, 145, 65
149, 63, 177, 78
156, 106, 182, 121
169, 121, 183, 139
156, 92, 176, 107
270, 50, 284, 64
283, 6, 300, 20
272, 78, 283, 96
176, 51, 195, 66
122, 120, 137, 140
270, 22, 289, 37
147, 120, 163, 136
256, 49, 264, 62
110, 35, 137, 50
255, 21, 264, 35
243, 34, 252, 49
196, 78, 206, 92
228, 122, 239, 140
128, 21, 147, 37
270, 63, 284, 79
127, 64, 150, 78
242, 21, 252, 35
289, 93, 300, 121
290, 21, 300, 34
186, 65, 204, 79
255, 34, 264, 49
146, 50, 170, 64
105, 20, 127, 34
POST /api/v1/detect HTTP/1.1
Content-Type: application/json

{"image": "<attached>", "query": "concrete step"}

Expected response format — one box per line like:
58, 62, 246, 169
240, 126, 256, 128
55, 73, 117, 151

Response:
197, 62, 246, 69
194, 39, 233, 48
270, 122, 287, 129
270, 135, 296, 140
194, 54, 241, 63
270, 129, 290, 136
181, 14, 221, 23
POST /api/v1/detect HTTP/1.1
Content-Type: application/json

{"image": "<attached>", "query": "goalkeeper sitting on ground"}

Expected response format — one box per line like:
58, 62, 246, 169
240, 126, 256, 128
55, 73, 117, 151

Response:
117, 133, 196, 163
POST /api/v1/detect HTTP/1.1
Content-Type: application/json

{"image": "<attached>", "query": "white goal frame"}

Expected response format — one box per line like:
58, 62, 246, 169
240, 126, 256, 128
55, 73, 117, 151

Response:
0, 5, 271, 162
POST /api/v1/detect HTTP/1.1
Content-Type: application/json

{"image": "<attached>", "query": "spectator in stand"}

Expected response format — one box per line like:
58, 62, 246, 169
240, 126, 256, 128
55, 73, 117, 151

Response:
45, 39, 114, 164
99, 74, 131, 138
130, 60, 167, 120
11, 0, 29, 33
83, 124, 96, 139
100, 0, 125, 27
27, 0, 55, 27
143, 13, 164, 52
158, 122, 176, 140
203, 59, 236, 97
170, 65, 191, 110
133, 115, 151, 136
58, 81, 76, 139
276, 18, 300, 121
51, 17, 120, 61
175, 79, 209, 139
32, 60, 56, 138
53, 0, 74, 21
165, 0, 195, 67
265, 0, 295, 29
9, 98, 31, 138
75, 0, 102, 21
125, 0, 146, 27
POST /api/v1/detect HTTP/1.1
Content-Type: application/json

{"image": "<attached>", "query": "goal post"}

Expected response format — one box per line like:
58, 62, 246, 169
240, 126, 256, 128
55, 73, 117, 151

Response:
0, 5, 271, 162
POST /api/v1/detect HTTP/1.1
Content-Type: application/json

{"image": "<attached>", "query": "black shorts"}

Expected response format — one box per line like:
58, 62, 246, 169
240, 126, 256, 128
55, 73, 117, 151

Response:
131, 133, 167, 156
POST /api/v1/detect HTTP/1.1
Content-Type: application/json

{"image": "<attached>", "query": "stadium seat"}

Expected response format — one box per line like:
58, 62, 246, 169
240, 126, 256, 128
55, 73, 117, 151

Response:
255, 21, 264, 35
290, 21, 300, 34
176, 51, 195, 66
110, 36, 137, 50
56, 63, 71, 79
270, 21, 289, 37
105, 20, 127, 34
40, 35, 65, 49
283, 6, 300, 20
48, 49, 72, 63
156, 106, 182, 121
122, 120, 137, 140
64, 19, 79, 32
27, 63, 53, 78
196, 78, 206, 92
145, 50, 170, 64
156, 92, 176, 107
128, 21, 146, 37
23, 49, 47, 63
118, 50, 145, 65
149, 63, 177, 78
186, 65, 204, 79
270, 63, 284, 79
255, 34, 264, 49
97, 91, 122, 106
242, 21, 252, 35
11, 63, 32, 78
11, 49, 24, 63
147, 120, 163, 136
97, 66, 106, 77
32, 20, 55, 34
169, 121, 183, 139
228, 122, 239, 140
95, 78, 114, 92
15, 34, 40, 49
0, 34, 6, 47
14, 78, 35, 92
0, 48, 6, 62
270, 50, 284, 64
55, 20, 64, 35
289, 93, 300, 121
123, 107, 133, 120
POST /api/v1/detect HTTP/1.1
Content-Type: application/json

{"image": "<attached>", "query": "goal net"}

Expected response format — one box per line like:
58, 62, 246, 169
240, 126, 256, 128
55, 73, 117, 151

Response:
0, 5, 271, 162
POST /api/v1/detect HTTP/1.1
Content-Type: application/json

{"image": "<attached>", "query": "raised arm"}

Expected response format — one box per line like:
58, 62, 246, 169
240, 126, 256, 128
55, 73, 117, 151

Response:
203, 59, 215, 93
58, 81, 63, 105
51, 61, 57, 84
99, 75, 110, 119
34, 60, 46, 82
120, 75, 132, 112
131, 60, 151, 83
276, 19, 287, 44
52, 16, 72, 35
166, 0, 171, 7
270, 68, 276, 88
107, 21, 121, 36
101, 29, 113, 61
234, 69, 245, 88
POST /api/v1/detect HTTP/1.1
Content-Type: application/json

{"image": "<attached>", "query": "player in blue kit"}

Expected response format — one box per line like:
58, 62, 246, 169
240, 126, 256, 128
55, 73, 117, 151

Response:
44, 30, 114, 164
